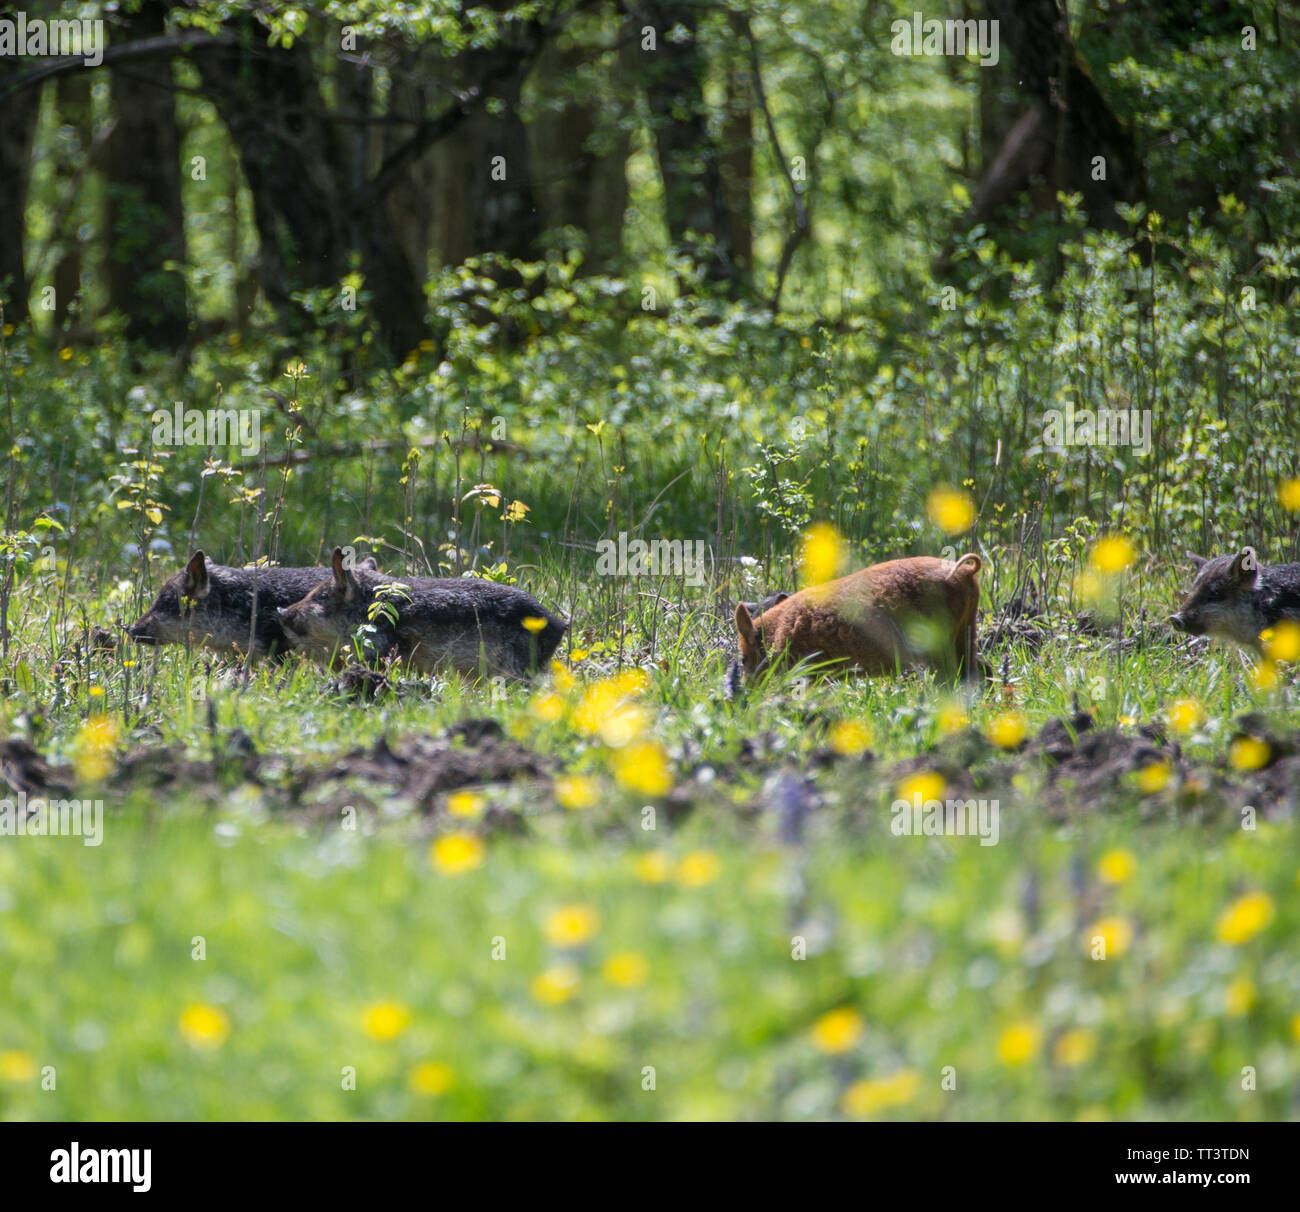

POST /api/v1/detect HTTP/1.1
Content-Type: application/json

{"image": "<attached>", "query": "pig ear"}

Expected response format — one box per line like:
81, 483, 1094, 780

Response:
331, 547, 359, 600
183, 551, 209, 598
1231, 548, 1259, 583
734, 603, 757, 661
1185, 552, 1207, 571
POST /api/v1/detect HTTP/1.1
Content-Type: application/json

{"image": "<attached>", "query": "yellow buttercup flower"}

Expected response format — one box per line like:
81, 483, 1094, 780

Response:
0, 1050, 38, 1082
936, 700, 969, 734
675, 850, 720, 888
445, 791, 484, 819
996, 1022, 1040, 1066
799, 523, 848, 587
75, 713, 119, 782
1250, 661, 1279, 691
602, 952, 649, 988
926, 486, 976, 536
430, 832, 485, 875
521, 616, 548, 634
554, 774, 599, 810
1290, 1011, 1300, 1042
1167, 698, 1204, 734
543, 904, 600, 948
988, 710, 1028, 750
409, 1061, 455, 1095
1087, 916, 1134, 958
611, 740, 673, 796
179, 1003, 231, 1049
362, 1002, 411, 1041
1277, 477, 1300, 513
530, 691, 566, 723
633, 850, 673, 884
811, 1007, 863, 1054
1098, 848, 1137, 885
1216, 892, 1275, 945
895, 771, 946, 802
531, 964, 580, 1005
842, 1070, 920, 1117
1225, 978, 1256, 1017
1228, 736, 1271, 772
1053, 1029, 1097, 1067
829, 719, 871, 756
1090, 535, 1136, 574
1134, 761, 1171, 793
1263, 621, 1300, 663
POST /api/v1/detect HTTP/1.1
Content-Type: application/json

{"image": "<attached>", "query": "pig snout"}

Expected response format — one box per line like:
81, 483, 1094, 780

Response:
126, 618, 157, 643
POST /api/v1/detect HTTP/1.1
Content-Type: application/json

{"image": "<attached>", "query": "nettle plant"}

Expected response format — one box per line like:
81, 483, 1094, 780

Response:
356, 581, 412, 665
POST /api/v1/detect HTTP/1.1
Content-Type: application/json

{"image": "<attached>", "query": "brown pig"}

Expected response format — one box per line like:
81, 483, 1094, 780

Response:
733, 554, 983, 683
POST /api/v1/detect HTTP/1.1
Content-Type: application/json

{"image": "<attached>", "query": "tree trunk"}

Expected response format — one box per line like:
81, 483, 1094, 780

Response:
636, 1, 740, 290
0, 55, 43, 325
973, 0, 1141, 230
105, 0, 189, 346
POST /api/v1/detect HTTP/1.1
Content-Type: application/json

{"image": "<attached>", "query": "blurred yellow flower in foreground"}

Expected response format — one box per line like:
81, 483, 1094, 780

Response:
829, 719, 871, 756
0, 1050, 37, 1082
445, 791, 484, 819
1250, 661, 1279, 692
1290, 1012, 1300, 1042
179, 1003, 231, 1049
811, 1007, 863, 1054
799, 523, 848, 586
1167, 698, 1204, 734
530, 691, 566, 724
602, 952, 649, 988
1216, 892, 1275, 945
409, 1061, 455, 1095
544, 904, 600, 948
1090, 535, 1136, 574
75, 714, 119, 782
1225, 978, 1256, 1017
1228, 736, 1271, 772
996, 1022, 1041, 1066
1134, 761, 1171, 793
554, 774, 599, 811
937, 700, 970, 734
988, 710, 1028, 750
531, 964, 580, 1005
362, 1002, 411, 1042
430, 833, 485, 876
1263, 621, 1300, 662
842, 1070, 920, 1117
675, 850, 721, 888
1087, 916, 1134, 958
1277, 477, 1300, 513
895, 771, 946, 802
1098, 848, 1137, 884
611, 741, 673, 796
926, 486, 976, 536
521, 616, 548, 634
1053, 1029, 1097, 1067
634, 850, 673, 884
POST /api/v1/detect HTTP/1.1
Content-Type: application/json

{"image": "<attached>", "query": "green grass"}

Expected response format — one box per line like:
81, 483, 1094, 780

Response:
1, 571, 1298, 1122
